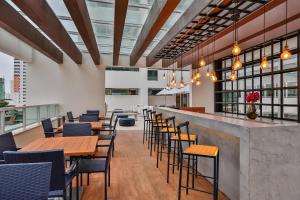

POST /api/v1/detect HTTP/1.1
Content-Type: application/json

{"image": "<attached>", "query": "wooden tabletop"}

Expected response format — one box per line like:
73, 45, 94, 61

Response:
20, 136, 99, 156
57, 121, 103, 132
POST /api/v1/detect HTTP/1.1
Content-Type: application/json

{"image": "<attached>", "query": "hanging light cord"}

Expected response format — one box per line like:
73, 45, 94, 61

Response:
285, 0, 288, 46
263, 3, 266, 56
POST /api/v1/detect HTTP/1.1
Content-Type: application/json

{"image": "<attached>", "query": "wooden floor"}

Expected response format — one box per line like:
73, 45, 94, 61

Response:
81, 130, 230, 200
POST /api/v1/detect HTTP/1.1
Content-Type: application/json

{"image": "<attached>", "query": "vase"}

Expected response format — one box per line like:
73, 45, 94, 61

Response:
246, 102, 257, 120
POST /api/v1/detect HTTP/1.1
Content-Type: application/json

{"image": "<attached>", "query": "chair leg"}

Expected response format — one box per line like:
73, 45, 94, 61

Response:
178, 155, 183, 200
108, 164, 111, 187
105, 172, 108, 200
192, 155, 195, 189
87, 173, 90, 185
76, 173, 79, 200
160, 134, 163, 161
143, 120, 145, 144
80, 173, 83, 186
69, 181, 72, 200
63, 189, 67, 200
112, 142, 115, 157
167, 136, 171, 183
186, 155, 190, 195
156, 132, 160, 168
172, 140, 176, 174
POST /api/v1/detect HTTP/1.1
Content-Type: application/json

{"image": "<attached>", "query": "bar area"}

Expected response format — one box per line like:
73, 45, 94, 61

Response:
156, 107, 300, 200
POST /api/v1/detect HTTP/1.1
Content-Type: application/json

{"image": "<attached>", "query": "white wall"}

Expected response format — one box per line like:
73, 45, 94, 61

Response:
0, 28, 106, 117
148, 96, 176, 107
191, 65, 215, 113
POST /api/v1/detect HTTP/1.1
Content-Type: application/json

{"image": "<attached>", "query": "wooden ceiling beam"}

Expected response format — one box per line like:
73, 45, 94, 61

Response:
0, 1, 63, 63
130, 0, 180, 66
113, 0, 129, 65
12, 0, 82, 64
64, 0, 100, 65
146, 0, 211, 67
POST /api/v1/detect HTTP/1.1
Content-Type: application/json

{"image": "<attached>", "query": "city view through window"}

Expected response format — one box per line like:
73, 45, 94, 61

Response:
0, 51, 27, 107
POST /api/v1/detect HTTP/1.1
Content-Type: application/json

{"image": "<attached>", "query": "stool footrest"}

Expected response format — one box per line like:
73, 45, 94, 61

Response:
180, 186, 213, 195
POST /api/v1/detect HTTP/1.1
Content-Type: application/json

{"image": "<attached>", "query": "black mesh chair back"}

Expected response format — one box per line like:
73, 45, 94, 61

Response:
155, 113, 163, 123
112, 116, 119, 131
67, 111, 74, 122
0, 132, 17, 161
142, 109, 148, 120
176, 121, 191, 152
41, 118, 55, 138
0, 162, 52, 200
86, 110, 100, 116
106, 134, 116, 169
4, 150, 65, 192
149, 110, 156, 122
63, 123, 92, 137
79, 115, 99, 122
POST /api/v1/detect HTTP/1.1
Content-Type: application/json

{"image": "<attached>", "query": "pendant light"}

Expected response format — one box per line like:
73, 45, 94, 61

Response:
260, 3, 269, 70
232, 1, 241, 56
280, 0, 292, 60
230, 69, 237, 81
190, 48, 195, 83
196, 79, 201, 85
210, 21, 217, 82
165, 63, 170, 90
179, 56, 185, 89
162, 72, 166, 80
233, 56, 242, 70
199, 45, 206, 67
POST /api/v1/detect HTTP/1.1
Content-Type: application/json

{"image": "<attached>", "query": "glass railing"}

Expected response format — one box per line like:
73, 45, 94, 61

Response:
0, 104, 59, 134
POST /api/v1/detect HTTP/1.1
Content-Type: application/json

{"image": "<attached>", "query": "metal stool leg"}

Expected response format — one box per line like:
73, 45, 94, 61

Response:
186, 154, 190, 195
156, 131, 160, 168
167, 135, 171, 183
178, 154, 183, 200
172, 140, 176, 174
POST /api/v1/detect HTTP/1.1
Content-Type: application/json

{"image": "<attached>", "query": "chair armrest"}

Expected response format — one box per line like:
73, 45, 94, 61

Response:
65, 161, 78, 175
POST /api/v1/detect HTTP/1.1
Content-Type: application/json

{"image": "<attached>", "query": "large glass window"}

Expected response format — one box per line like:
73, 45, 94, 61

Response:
105, 88, 139, 95
147, 70, 158, 81
215, 32, 299, 122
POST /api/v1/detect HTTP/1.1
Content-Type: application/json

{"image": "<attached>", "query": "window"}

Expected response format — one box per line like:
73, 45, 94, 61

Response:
215, 31, 299, 122
147, 70, 158, 81
106, 66, 139, 71
105, 88, 139, 95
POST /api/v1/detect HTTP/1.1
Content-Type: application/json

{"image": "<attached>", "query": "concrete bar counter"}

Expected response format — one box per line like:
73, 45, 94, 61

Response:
155, 107, 300, 200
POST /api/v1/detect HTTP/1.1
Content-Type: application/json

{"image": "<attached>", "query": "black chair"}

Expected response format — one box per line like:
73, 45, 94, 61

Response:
79, 115, 99, 122
63, 123, 92, 137
67, 111, 78, 122
102, 111, 116, 128
97, 117, 119, 157
78, 134, 116, 200
0, 132, 19, 164
0, 162, 52, 200
4, 150, 78, 200
41, 118, 59, 138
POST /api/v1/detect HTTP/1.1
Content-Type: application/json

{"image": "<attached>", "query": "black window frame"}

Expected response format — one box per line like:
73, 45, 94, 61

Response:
215, 30, 300, 122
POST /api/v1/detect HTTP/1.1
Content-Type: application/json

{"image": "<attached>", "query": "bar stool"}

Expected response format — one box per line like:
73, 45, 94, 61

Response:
150, 112, 168, 157
177, 121, 219, 200
142, 108, 150, 144
166, 118, 198, 183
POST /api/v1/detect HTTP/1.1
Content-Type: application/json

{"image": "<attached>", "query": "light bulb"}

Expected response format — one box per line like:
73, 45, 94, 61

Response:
172, 71, 176, 77
196, 80, 201, 86
205, 70, 210, 77
210, 73, 217, 82
280, 44, 292, 60
196, 69, 201, 78
232, 41, 241, 56
199, 56, 206, 67
166, 83, 170, 90
162, 73, 166, 80
260, 56, 269, 70
193, 75, 197, 80
230, 71, 237, 81
190, 78, 194, 83
179, 79, 185, 88
233, 56, 242, 70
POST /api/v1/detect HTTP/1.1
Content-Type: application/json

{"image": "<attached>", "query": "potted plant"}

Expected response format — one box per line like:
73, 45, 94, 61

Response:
245, 92, 260, 120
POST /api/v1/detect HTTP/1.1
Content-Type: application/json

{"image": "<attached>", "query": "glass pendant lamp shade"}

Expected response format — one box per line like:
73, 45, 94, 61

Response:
196, 69, 201, 78
230, 70, 237, 81
205, 68, 210, 77
232, 41, 241, 56
210, 72, 217, 82
260, 56, 269, 69
233, 56, 242, 70
190, 78, 194, 83
280, 45, 292, 60
166, 83, 170, 90
162, 73, 166, 80
199, 56, 206, 67
179, 79, 185, 88
196, 80, 201, 86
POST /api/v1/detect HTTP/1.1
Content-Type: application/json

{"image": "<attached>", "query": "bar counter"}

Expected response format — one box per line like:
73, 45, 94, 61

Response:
155, 107, 300, 200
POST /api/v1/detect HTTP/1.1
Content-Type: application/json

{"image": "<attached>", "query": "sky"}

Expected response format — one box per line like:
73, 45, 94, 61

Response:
0, 51, 14, 93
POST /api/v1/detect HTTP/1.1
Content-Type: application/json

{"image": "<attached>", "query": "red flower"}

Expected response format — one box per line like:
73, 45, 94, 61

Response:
246, 92, 260, 103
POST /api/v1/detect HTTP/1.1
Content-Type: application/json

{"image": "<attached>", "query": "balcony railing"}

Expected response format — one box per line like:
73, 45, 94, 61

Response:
0, 104, 59, 134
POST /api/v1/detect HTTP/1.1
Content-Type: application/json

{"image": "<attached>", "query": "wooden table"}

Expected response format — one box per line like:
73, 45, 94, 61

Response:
57, 121, 103, 132
20, 136, 99, 156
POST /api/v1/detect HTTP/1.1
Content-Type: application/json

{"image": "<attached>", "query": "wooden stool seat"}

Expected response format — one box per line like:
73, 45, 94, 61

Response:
171, 134, 197, 141
184, 144, 219, 157
153, 122, 168, 127
160, 127, 177, 133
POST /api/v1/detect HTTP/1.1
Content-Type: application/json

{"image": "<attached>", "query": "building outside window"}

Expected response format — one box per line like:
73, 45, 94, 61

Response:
215, 32, 299, 122
105, 88, 139, 95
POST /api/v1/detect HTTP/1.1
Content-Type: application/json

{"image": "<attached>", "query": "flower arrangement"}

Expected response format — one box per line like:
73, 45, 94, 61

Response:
246, 92, 260, 103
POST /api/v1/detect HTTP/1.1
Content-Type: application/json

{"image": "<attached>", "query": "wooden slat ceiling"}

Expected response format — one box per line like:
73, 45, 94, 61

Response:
113, 0, 129, 65
64, 0, 100, 65
12, 0, 82, 65
0, 1, 63, 64
147, 0, 269, 66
